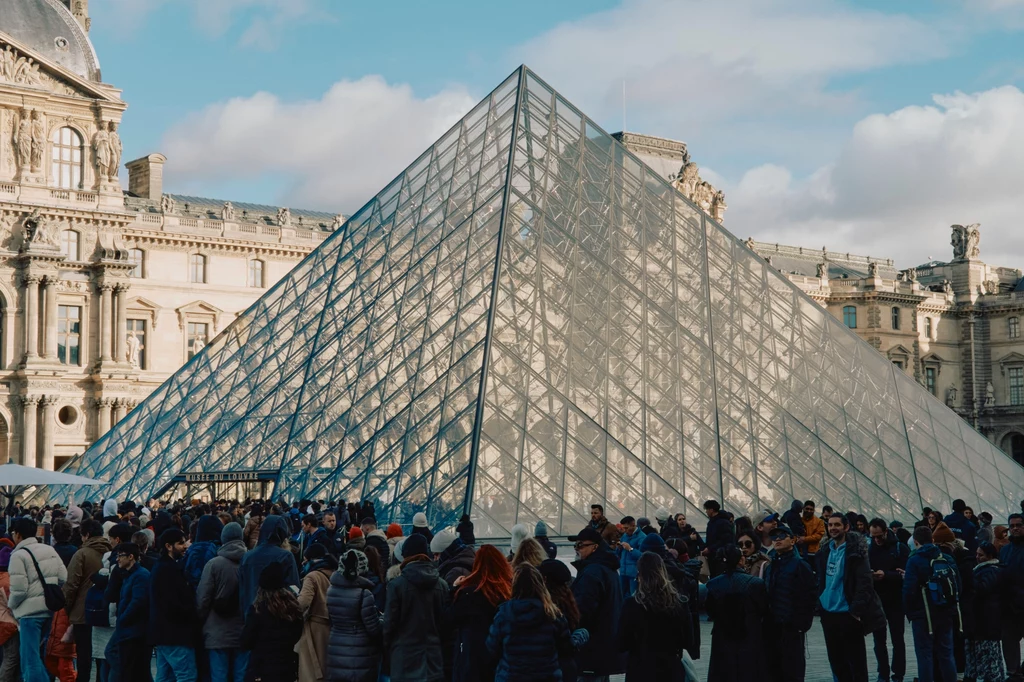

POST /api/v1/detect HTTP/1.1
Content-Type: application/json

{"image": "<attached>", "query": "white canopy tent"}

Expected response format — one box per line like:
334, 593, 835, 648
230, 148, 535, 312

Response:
0, 462, 107, 519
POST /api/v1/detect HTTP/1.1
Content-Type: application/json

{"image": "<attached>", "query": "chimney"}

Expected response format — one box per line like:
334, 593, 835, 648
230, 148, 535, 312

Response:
125, 153, 166, 201
62, 0, 91, 33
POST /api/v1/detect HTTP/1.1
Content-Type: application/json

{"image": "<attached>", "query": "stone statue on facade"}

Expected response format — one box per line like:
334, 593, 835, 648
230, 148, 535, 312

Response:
943, 279, 953, 294
126, 334, 141, 368
21, 210, 60, 250
222, 201, 235, 221
93, 124, 111, 181
817, 262, 828, 278
331, 214, 345, 230
673, 161, 700, 200
277, 207, 292, 227
868, 261, 879, 277
30, 111, 45, 172
14, 109, 32, 174
107, 121, 122, 181
985, 381, 995, 406
710, 190, 727, 222
946, 387, 957, 407
951, 223, 981, 260
161, 194, 175, 213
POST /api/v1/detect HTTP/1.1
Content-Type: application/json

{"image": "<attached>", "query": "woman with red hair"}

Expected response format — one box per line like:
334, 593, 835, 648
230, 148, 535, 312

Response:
445, 545, 512, 682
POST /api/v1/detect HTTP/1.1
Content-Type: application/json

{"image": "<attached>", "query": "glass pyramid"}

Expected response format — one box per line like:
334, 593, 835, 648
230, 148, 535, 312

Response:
61, 67, 1024, 535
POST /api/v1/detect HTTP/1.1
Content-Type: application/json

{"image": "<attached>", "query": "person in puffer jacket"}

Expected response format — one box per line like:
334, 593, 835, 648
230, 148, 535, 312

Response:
486, 563, 572, 682
326, 550, 382, 682
184, 514, 223, 589
614, 516, 645, 598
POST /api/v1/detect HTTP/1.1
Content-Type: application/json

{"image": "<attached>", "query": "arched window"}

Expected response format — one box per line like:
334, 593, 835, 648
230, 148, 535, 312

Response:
60, 229, 79, 261
891, 306, 900, 330
50, 127, 83, 190
248, 259, 264, 288
190, 254, 206, 284
128, 248, 144, 278
842, 306, 857, 329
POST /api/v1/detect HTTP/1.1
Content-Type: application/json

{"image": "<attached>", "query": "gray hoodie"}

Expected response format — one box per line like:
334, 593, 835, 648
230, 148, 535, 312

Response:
196, 539, 247, 649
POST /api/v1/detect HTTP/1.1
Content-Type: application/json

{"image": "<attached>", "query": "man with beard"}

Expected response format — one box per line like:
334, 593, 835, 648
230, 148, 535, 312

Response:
796, 500, 826, 558
150, 528, 200, 680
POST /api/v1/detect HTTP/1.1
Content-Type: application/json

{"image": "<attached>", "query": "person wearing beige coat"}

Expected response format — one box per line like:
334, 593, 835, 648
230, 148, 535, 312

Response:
297, 545, 336, 682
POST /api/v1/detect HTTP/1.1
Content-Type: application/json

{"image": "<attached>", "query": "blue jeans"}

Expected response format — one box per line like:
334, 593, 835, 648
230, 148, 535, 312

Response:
155, 645, 198, 682
18, 615, 52, 682
911, 619, 956, 682
208, 648, 249, 682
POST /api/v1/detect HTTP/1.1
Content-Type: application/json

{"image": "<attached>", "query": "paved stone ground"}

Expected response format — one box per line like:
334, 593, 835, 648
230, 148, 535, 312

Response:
611, 617, 922, 682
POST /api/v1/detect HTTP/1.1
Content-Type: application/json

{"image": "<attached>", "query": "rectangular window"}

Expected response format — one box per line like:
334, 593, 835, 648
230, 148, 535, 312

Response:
843, 306, 857, 329
892, 360, 905, 370
925, 317, 932, 339
1011, 317, 1020, 339
127, 319, 146, 369
248, 259, 264, 288
190, 254, 206, 284
891, 307, 900, 330
1010, 367, 1024, 406
129, 248, 144, 278
925, 367, 936, 396
57, 305, 81, 365
187, 322, 208, 361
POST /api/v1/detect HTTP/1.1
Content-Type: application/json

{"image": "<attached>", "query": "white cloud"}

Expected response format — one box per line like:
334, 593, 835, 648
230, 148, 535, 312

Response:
516, 0, 950, 141
160, 76, 477, 211
724, 86, 1024, 267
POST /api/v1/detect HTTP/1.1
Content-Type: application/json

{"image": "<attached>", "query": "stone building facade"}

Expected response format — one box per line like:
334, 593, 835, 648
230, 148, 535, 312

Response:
0, 0, 338, 470
747, 228, 1024, 466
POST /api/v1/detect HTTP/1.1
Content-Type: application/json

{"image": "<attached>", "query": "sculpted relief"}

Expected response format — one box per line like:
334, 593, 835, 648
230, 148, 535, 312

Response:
0, 44, 78, 96
951, 223, 980, 261
671, 152, 727, 223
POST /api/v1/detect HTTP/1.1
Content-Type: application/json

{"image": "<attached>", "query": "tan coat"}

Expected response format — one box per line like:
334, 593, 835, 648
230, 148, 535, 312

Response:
62, 535, 112, 624
297, 567, 332, 682
243, 516, 263, 550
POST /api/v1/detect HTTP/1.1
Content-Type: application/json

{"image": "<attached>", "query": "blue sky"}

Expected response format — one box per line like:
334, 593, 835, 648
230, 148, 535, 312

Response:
90, 0, 1024, 266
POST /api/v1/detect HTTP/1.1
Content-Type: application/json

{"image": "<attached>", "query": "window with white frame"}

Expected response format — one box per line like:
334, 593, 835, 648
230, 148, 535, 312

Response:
60, 229, 79, 261
57, 305, 81, 365
1010, 367, 1024, 406
190, 254, 206, 284
128, 248, 144, 278
924, 317, 933, 339
50, 127, 83, 190
1011, 316, 1020, 339
248, 259, 264, 288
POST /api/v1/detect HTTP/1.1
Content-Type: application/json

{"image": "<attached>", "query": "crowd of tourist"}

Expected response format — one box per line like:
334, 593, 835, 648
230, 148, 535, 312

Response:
0, 495, 1021, 682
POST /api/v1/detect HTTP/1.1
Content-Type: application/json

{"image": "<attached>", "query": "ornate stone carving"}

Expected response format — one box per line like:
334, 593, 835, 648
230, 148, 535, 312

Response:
710, 190, 727, 222
30, 110, 45, 172
21, 210, 61, 250
13, 109, 32, 174
817, 262, 827, 278
985, 381, 995, 406
125, 333, 141, 367
93, 124, 111, 181
867, 261, 879, 278
56, 280, 87, 293
107, 121, 122, 182
222, 202, 235, 221
161, 195, 176, 213
277, 207, 292, 227
0, 45, 42, 86
331, 214, 345, 230
951, 223, 981, 261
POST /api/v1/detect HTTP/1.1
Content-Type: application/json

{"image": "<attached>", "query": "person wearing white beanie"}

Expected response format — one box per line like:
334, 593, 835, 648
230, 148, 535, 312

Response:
509, 523, 531, 559
386, 539, 406, 583
410, 512, 434, 543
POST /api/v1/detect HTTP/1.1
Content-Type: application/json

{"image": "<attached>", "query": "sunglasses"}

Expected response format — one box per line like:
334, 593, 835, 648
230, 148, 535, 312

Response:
737, 541, 755, 548
574, 541, 596, 550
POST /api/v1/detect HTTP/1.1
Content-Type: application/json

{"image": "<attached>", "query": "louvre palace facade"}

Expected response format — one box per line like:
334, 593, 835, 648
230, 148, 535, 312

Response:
0, 0, 341, 471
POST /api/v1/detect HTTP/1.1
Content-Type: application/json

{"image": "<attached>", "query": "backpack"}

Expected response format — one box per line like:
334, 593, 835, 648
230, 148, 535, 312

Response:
921, 553, 962, 633
84, 584, 109, 627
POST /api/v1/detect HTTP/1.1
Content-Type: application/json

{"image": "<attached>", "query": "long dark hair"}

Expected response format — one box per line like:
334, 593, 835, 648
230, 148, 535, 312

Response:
364, 546, 386, 583
512, 563, 560, 621
634, 552, 681, 613
254, 587, 302, 622
545, 580, 580, 630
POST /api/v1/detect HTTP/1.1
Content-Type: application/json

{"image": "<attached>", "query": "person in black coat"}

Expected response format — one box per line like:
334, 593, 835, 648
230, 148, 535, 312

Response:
456, 515, 476, 547
618, 553, 691, 681
867, 520, 910, 682
702, 500, 735, 578
446, 545, 511, 682
763, 526, 816, 682
706, 545, 769, 681
149, 529, 200, 678
570, 526, 625, 679
241, 563, 304, 682
639, 533, 701, 661
966, 542, 1006, 682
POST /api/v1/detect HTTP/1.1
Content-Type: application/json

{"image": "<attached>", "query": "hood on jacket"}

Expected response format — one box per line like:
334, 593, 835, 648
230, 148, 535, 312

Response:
83, 535, 113, 555
217, 539, 247, 563
152, 510, 174, 538
401, 557, 441, 589
573, 546, 621, 572
257, 515, 291, 546
510, 524, 531, 554
789, 500, 803, 513
502, 598, 549, 626
103, 499, 118, 518
194, 515, 223, 544
844, 531, 870, 560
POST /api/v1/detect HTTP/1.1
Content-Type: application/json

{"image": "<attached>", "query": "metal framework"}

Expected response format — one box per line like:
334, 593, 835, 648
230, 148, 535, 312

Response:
57, 67, 1024, 534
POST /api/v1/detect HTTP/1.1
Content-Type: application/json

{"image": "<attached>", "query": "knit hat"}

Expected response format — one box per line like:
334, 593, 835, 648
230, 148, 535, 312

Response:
402, 533, 430, 559
392, 538, 406, 563
386, 523, 403, 539
640, 533, 666, 554
342, 549, 368, 578
510, 523, 531, 554
348, 526, 363, 540
538, 558, 572, 586
535, 520, 549, 538
221, 521, 243, 544
259, 562, 287, 590
637, 517, 651, 529
66, 505, 84, 529
655, 507, 671, 522
412, 512, 428, 528
430, 529, 457, 555
932, 522, 956, 546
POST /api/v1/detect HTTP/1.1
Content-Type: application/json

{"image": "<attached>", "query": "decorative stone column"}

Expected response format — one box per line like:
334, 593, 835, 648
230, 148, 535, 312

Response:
114, 284, 128, 364
112, 398, 127, 424
99, 284, 113, 362
23, 275, 40, 362
20, 395, 39, 468
95, 397, 113, 437
39, 396, 57, 471
42, 276, 58, 361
